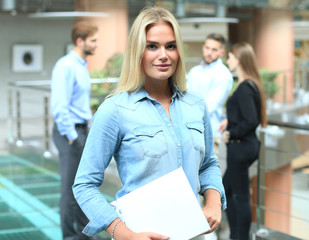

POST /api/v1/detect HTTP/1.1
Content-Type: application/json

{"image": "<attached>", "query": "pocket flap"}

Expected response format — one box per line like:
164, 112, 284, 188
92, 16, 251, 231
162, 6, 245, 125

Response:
185, 121, 204, 133
133, 125, 163, 137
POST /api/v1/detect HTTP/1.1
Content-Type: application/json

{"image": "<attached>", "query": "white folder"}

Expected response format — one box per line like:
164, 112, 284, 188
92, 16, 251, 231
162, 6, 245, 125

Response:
110, 167, 210, 240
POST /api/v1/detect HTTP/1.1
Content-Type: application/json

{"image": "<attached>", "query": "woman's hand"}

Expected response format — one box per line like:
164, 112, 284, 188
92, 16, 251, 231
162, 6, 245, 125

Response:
222, 131, 230, 143
106, 218, 169, 240
131, 232, 169, 240
117, 231, 169, 240
202, 203, 222, 233
218, 118, 228, 133
202, 189, 222, 234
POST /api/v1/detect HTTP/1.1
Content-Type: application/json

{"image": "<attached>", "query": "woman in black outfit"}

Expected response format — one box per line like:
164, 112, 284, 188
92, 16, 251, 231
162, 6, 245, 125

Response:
219, 42, 267, 240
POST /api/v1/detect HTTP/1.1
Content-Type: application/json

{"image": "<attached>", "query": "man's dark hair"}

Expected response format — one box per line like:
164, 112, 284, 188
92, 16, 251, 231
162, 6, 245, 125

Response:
71, 21, 98, 45
206, 33, 226, 48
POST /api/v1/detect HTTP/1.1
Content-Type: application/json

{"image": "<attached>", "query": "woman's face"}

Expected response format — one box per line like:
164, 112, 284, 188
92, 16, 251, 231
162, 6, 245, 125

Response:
227, 52, 239, 72
142, 22, 179, 83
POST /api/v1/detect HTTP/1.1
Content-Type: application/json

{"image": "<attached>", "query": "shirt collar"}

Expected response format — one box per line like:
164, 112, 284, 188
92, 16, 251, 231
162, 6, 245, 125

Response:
70, 50, 88, 66
131, 81, 184, 104
131, 88, 148, 103
170, 82, 184, 99
200, 58, 222, 69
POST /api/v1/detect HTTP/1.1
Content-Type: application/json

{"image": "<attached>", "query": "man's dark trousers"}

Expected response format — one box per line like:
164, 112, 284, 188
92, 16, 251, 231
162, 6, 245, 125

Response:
53, 124, 90, 240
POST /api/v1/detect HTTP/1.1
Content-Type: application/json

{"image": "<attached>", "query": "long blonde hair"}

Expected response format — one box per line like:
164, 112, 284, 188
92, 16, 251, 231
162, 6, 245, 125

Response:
230, 42, 267, 127
113, 6, 187, 95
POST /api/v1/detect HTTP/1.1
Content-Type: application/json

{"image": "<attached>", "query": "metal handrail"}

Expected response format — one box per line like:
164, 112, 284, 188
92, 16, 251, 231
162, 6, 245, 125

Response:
256, 119, 309, 239
8, 78, 119, 87
7, 78, 119, 156
268, 120, 309, 131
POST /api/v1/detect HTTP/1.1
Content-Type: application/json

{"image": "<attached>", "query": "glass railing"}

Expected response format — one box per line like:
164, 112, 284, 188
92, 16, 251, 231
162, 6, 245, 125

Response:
6, 78, 119, 158
4, 79, 120, 240
252, 117, 309, 240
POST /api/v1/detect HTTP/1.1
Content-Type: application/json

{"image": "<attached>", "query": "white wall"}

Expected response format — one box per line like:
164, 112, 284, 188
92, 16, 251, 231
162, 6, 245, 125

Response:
0, 13, 75, 119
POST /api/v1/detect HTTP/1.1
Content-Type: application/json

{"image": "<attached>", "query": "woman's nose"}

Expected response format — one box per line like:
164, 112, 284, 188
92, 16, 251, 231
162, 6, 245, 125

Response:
159, 47, 168, 60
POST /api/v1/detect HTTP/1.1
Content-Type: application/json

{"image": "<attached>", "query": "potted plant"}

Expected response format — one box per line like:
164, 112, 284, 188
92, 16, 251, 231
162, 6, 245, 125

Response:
259, 69, 280, 99
90, 53, 123, 112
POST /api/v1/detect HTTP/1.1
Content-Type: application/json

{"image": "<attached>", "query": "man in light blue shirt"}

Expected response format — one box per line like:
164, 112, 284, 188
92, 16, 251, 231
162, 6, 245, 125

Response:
187, 33, 233, 151
51, 21, 98, 240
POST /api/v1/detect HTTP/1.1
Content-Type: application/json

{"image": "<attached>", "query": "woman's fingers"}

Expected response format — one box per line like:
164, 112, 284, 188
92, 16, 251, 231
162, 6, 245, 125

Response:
134, 232, 169, 240
206, 216, 219, 233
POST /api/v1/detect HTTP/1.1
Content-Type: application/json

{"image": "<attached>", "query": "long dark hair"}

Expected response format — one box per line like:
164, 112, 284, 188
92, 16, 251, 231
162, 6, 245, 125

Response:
230, 42, 267, 127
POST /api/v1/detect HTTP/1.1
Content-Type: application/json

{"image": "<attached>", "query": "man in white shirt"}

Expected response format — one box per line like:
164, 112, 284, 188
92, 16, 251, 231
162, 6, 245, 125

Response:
187, 32, 232, 240
187, 33, 233, 154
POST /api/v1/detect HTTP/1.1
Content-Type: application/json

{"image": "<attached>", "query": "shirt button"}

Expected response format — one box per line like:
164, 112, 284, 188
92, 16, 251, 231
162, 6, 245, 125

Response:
159, 106, 162, 110
168, 124, 171, 127
178, 144, 181, 147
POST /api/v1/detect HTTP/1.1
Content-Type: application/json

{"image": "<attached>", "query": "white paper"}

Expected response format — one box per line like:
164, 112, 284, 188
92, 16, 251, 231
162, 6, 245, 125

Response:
111, 167, 210, 240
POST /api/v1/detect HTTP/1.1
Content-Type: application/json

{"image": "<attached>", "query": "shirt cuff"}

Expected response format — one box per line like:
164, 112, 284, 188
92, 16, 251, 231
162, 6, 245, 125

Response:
66, 129, 78, 141
82, 205, 119, 236
200, 186, 227, 211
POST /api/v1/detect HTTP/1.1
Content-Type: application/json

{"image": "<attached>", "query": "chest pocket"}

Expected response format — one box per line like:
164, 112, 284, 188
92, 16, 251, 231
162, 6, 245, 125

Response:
186, 121, 205, 154
133, 125, 168, 158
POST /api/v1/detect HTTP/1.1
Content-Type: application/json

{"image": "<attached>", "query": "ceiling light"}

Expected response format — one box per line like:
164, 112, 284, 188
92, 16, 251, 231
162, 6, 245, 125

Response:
28, 11, 109, 19
178, 17, 239, 23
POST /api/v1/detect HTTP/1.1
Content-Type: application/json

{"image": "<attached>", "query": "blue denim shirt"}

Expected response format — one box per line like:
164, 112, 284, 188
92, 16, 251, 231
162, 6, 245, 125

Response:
73, 86, 227, 237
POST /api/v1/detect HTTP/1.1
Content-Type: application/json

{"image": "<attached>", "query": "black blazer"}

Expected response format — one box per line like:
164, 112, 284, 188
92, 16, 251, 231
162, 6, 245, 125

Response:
226, 79, 261, 141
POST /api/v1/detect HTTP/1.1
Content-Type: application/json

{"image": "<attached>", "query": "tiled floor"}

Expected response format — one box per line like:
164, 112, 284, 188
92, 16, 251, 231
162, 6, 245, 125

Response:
0, 154, 61, 240
0, 153, 115, 240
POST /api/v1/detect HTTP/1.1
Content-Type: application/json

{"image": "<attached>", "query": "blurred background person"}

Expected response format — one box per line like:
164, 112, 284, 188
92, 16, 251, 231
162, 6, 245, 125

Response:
51, 21, 98, 240
187, 33, 233, 155
73, 6, 226, 240
219, 42, 267, 240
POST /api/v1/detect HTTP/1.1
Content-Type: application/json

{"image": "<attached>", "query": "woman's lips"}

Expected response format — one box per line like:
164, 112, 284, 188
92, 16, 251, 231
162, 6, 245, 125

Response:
155, 64, 170, 71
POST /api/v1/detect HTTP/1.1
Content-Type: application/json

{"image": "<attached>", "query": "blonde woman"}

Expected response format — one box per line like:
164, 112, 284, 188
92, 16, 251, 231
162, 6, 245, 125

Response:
220, 42, 267, 240
73, 6, 226, 240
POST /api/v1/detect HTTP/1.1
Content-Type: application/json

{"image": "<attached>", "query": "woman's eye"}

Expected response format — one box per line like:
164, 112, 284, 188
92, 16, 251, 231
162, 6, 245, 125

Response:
147, 44, 157, 50
167, 44, 177, 50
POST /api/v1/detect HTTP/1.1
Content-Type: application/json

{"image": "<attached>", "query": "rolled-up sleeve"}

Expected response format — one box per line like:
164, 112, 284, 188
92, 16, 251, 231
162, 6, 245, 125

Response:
73, 99, 121, 236
198, 101, 227, 210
